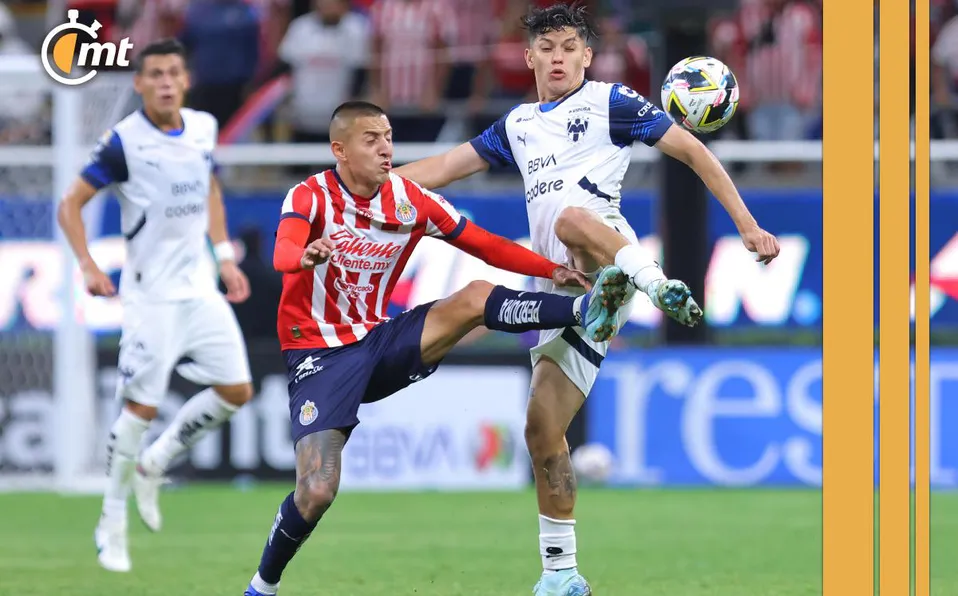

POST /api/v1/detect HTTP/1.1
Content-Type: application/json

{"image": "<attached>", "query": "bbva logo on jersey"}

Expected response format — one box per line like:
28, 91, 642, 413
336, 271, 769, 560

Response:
567, 116, 589, 143
42, 10, 133, 86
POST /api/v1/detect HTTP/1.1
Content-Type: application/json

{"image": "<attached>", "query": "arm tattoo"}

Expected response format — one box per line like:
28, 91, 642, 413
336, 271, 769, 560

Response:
542, 453, 577, 505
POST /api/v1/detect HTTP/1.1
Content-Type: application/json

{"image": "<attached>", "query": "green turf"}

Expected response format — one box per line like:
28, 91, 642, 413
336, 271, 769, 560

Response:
0, 485, 956, 595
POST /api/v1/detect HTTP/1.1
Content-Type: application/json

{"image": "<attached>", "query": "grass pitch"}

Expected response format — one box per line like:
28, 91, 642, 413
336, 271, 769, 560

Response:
1, 485, 956, 595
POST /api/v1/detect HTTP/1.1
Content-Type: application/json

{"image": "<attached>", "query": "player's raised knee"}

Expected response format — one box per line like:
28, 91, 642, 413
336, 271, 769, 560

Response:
457, 279, 496, 316
554, 207, 592, 247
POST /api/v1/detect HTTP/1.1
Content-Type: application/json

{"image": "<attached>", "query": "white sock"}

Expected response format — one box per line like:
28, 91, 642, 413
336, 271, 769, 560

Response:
614, 244, 666, 293
250, 572, 279, 595
539, 514, 577, 571
102, 408, 150, 521
140, 388, 239, 476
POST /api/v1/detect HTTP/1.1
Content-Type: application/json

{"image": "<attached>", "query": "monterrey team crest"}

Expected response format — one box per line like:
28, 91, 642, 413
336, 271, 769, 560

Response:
567, 116, 589, 143
395, 197, 417, 224
299, 400, 318, 425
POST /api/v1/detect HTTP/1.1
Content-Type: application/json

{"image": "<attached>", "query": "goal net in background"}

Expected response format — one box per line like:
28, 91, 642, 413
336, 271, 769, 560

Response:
0, 55, 136, 493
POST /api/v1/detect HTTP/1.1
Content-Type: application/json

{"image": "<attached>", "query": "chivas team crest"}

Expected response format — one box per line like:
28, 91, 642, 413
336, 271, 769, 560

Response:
395, 197, 417, 224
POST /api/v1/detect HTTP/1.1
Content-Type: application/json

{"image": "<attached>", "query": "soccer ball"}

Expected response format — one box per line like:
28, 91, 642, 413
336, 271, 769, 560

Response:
660, 56, 740, 134
571, 443, 614, 485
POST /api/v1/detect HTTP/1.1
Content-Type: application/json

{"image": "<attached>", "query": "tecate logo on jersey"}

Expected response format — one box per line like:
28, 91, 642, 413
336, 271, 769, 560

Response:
525, 179, 565, 204
42, 10, 133, 86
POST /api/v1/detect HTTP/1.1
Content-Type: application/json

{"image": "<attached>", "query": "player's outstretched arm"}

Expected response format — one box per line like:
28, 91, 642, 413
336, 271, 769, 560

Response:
655, 125, 781, 264
56, 177, 116, 297
393, 142, 489, 191
207, 175, 251, 303
446, 220, 590, 291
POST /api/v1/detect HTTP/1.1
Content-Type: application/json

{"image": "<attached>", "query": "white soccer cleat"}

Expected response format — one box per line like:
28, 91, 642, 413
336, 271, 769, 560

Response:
648, 279, 703, 327
133, 463, 168, 532
94, 516, 131, 573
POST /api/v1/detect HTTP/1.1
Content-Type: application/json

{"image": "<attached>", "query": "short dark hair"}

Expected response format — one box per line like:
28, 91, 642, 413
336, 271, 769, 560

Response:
330, 101, 386, 123
134, 38, 187, 73
521, 3, 598, 45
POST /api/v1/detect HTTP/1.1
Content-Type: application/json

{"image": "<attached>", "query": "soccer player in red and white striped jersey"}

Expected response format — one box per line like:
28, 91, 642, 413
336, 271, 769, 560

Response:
243, 101, 636, 596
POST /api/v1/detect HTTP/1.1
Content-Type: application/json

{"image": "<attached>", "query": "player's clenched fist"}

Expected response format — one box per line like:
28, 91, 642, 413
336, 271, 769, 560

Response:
301, 238, 337, 269
82, 264, 117, 297
740, 225, 781, 265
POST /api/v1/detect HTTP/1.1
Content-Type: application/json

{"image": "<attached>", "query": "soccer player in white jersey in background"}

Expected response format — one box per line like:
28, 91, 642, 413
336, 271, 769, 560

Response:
395, 5, 781, 595
57, 39, 255, 574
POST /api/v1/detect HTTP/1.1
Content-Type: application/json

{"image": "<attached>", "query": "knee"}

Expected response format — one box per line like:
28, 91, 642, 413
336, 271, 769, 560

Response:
554, 207, 591, 247
295, 474, 339, 521
457, 279, 495, 322
215, 383, 254, 407
524, 411, 565, 459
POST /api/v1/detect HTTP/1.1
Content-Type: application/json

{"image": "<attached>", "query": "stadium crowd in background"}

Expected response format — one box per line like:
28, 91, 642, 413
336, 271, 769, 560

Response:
4, 0, 958, 153
0, 0, 833, 146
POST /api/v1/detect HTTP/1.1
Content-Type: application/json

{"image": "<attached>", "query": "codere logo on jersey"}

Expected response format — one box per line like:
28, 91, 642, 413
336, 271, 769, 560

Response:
42, 10, 133, 86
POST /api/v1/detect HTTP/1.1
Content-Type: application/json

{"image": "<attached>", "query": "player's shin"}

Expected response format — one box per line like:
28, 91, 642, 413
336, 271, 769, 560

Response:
103, 408, 150, 520
482, 286, 580, 333
613, 244, 667, 293
250, 492, 319, 594
139, 388, 239, 475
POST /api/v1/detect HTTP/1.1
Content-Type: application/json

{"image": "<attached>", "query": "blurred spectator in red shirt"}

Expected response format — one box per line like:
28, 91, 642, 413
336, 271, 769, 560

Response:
369, 0, 455, 141
587, 16, 651, 98
113, 0, 188, 56
490, 0, 536, 102
740, 0, 821, 141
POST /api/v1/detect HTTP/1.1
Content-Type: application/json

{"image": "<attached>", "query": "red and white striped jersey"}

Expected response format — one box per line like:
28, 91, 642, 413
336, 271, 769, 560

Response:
369, 0, 457, 107
277, 170, 464, 350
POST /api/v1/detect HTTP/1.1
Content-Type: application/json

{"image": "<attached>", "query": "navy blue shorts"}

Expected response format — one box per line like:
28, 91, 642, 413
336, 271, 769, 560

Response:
285, 301, 439, 446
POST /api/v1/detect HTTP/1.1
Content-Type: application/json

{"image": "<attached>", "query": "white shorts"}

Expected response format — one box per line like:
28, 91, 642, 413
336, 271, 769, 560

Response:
115, 294, 252, 407
529, 190, 641, 397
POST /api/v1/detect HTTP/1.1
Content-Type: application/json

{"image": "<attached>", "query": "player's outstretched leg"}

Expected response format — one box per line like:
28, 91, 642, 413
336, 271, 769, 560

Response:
526, 359, 592, 596
555, 206, 703, 327
95, 401, 153, 573
420, 275, 629, 366
134, 383, 253, 532
245, 429, 346, 596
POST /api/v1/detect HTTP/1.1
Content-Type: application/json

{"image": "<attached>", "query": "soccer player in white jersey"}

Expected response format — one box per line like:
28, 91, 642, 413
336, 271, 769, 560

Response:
394, 5, 782, 595
57, 39, 255, 574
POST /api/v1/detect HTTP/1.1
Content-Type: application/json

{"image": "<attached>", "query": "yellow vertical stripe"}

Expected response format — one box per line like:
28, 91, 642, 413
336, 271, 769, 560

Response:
914, 0, 931, 594
879, 0, 912, 593
822, 1, 875, 594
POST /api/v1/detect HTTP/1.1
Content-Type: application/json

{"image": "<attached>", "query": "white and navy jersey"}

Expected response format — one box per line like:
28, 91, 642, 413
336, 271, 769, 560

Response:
81, 108, 220, 302
469, 80, 672, 260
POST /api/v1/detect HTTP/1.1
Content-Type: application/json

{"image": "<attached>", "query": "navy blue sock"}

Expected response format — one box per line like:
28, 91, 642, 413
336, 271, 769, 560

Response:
256, 492, 318, 585
483, 286, 580, 333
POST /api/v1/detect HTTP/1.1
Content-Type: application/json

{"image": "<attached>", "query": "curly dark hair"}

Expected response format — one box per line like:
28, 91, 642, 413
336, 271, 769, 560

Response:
520, 3, 599, 44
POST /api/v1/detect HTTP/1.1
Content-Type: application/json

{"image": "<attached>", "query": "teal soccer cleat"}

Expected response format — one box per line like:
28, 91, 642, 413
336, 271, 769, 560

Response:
533, 568, 593, 596
648, 278, 703, 327
578, 265, 631, 342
